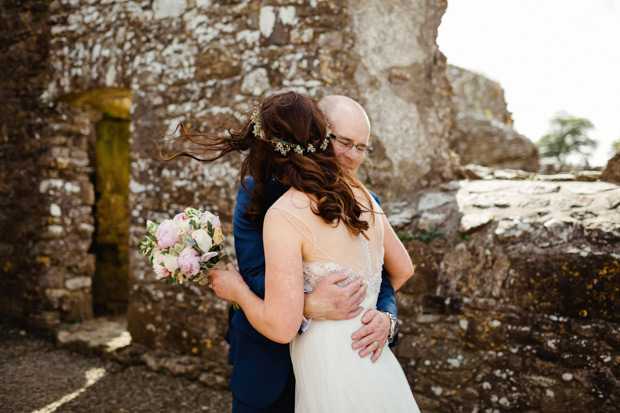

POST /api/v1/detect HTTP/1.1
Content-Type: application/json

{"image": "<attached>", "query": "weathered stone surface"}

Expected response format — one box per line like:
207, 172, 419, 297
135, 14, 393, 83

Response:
65, 276, 92, 291
464, 164, 603, 183
3, 0, 459, 337
348, 0, 460, 194
127, 281, 229, 366
56, 316, 131, 354
8, 1, 619, 411
452, 113, 540, 171
447, 65, 512, 124
387, 176, 620, 411
447, 65, 540, 172
601, 150, 620, 184
53, 315, 231, 389
0, 0, 55, 327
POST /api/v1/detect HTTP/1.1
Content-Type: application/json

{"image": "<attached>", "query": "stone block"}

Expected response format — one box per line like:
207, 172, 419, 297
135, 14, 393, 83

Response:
0, 242, 14, 256
30, 311, 61, 328
80, 181, 95, 205
601, 151, 620, 184
33, 239, 66, 256
60, 290, 93, 322
75, 253, 96, 275
44, 288, 67, 308
39, 272, 65, 288
65, 276, 92, 290
240, 68, 270, 96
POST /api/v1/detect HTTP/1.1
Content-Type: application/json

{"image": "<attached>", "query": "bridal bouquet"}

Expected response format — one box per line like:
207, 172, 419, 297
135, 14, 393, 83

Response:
139, 207, 225, 285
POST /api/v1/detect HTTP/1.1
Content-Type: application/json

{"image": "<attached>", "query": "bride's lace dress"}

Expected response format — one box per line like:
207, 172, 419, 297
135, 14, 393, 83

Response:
270, 190, 419, 412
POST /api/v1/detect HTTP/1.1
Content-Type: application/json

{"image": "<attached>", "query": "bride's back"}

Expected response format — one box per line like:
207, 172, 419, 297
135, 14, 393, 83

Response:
269, 187, 384, 294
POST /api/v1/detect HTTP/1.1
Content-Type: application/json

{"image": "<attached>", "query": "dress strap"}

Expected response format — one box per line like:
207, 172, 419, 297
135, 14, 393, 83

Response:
270, 206, 337, 262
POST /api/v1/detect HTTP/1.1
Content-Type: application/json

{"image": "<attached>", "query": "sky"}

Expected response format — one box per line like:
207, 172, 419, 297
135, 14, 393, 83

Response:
437, 0, 620, 167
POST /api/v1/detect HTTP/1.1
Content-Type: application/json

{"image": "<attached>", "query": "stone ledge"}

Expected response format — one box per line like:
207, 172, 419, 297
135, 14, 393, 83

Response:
55, 316, 230, 390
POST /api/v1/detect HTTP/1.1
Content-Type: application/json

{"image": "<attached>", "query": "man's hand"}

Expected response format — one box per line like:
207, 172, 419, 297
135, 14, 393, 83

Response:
304, 272, 367, 320
351, 309, 391, 363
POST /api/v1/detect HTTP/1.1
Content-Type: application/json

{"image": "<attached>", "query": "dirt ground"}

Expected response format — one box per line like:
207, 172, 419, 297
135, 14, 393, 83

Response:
0, 324, 233, 412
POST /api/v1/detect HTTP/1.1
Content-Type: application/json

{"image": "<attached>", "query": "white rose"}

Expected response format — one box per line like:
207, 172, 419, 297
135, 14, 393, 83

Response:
177, 218, 191, 235
202, 211, 216, 222
162, 253, 179, 272
192, 229, 213, 252
152, 251, 167, 279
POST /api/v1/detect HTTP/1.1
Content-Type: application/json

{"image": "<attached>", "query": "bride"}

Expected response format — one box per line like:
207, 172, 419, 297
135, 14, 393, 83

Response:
180, 91, 419, 411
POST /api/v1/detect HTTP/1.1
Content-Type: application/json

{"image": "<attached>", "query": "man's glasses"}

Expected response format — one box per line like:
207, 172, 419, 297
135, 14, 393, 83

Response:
329, 134, 374, 155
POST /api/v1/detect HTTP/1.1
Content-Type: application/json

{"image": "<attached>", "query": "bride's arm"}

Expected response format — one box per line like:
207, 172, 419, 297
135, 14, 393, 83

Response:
210, 208, 306, 344
381, 214, 414, 291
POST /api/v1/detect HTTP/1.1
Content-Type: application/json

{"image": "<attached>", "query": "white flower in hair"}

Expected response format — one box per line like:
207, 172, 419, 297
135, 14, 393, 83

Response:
320, 138, 329, 151
251, 103, 332, 156
274, 141, 291, 155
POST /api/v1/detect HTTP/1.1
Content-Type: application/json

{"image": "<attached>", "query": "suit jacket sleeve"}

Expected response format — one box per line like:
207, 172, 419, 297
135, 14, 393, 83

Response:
233, 179, 267, 298
370, 190, 399, 344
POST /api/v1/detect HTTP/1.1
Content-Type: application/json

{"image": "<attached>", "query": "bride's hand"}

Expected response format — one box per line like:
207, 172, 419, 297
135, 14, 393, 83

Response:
208, 263, 247, 303
351, 309, 391, 363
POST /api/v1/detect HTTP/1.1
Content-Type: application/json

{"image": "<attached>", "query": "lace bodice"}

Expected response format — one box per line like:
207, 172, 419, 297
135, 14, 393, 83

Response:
269, 188, 385, 304
302, 241, 384, 299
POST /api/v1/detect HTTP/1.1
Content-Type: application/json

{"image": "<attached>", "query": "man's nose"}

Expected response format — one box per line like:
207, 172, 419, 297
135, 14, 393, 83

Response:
345, 147, 362, 158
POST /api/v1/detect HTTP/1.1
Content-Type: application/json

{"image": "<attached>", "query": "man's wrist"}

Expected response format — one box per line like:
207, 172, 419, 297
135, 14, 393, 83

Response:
380, 311, 397, 342
303, 289, 317, 319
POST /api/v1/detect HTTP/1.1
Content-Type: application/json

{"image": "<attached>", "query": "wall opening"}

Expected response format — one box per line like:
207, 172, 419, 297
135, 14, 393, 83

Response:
63, 88, 132, 316
91, 114, 131, 314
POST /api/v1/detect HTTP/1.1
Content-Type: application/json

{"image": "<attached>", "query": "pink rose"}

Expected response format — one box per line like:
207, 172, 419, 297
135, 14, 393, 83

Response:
178, 246, 200, 276
156, 219, 180, 249
174, 212, 187, 221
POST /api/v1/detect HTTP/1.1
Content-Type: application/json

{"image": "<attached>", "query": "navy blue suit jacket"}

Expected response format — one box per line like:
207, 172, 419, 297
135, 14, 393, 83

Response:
227, 177, 398, 409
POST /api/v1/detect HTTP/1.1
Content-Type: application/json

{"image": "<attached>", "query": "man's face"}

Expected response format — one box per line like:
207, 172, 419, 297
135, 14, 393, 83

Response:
330, 114, 371, 174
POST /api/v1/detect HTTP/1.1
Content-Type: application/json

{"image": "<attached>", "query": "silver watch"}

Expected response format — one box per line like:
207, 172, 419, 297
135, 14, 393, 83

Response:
381, 311, 397, 341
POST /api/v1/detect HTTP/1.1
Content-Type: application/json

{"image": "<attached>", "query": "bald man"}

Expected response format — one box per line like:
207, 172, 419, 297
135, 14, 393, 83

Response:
227, 95, 398, 413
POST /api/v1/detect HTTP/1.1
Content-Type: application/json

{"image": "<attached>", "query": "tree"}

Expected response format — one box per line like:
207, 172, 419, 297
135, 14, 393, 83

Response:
537, 113, 597, 164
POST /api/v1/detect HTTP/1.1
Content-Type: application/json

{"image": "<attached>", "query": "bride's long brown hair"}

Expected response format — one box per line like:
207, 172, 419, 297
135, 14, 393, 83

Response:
161, 91, 372, 236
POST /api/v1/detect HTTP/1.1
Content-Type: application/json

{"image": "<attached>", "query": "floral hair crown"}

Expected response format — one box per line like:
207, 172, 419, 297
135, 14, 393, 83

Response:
250, 104, 331, 156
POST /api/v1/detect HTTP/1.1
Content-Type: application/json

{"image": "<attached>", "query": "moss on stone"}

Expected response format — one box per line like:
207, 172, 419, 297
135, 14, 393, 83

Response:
61, 88, 131, 120
92, 115, 130, 314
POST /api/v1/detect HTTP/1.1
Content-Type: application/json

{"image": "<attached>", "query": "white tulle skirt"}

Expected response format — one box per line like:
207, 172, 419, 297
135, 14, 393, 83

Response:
290, 298, 420, 412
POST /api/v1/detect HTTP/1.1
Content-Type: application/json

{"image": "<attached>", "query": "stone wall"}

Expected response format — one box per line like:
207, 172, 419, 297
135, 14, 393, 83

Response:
0, 1, 96, 327
348, 0, 460, 192
2, 0, 456, 363
387, 176, 620, 412
4, 2, 620, 411
447, 65, 540, 171
0, 0, 47, 326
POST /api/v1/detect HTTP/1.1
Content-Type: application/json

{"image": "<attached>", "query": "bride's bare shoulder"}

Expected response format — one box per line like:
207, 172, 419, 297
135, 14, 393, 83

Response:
272, 188, 314, 210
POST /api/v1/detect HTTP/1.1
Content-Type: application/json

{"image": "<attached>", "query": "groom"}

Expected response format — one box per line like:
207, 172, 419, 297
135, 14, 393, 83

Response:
227, 95, 398, 412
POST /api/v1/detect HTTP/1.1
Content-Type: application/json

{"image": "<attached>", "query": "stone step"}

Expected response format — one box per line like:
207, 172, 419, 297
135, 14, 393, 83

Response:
55, 316, 132, 357
55, 316, 230, 389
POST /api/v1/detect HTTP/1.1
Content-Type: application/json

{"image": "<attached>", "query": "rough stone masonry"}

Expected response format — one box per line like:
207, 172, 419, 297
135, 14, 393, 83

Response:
1, 0, 456, 393
387, 170, 620, 412
2, 1, 619, 412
